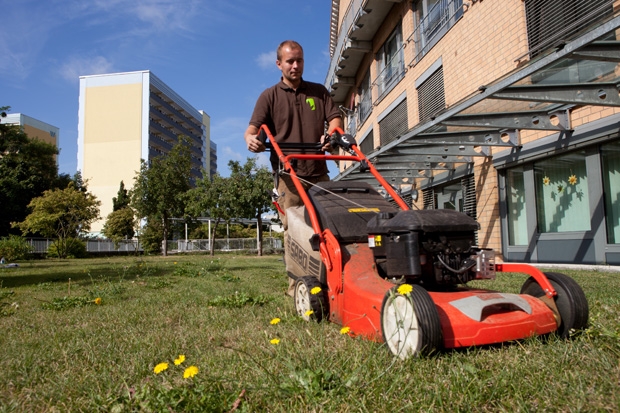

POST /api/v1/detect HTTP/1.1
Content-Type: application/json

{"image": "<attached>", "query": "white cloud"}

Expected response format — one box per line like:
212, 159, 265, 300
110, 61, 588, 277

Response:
58, 56, 115, 83
256, 51, 277, 70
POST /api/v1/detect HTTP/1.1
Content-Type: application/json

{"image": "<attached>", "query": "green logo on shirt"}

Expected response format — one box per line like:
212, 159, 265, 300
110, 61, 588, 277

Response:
306, 98, 316, 111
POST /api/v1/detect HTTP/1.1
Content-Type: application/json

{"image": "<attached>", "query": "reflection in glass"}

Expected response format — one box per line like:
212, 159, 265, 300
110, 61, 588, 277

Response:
534, 151, 590, 233
602, 140, 620, 244
507, 167, 528, 245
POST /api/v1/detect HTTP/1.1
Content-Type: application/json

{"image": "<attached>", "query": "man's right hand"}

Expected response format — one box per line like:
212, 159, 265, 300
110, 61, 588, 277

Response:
244, 125, 266, 153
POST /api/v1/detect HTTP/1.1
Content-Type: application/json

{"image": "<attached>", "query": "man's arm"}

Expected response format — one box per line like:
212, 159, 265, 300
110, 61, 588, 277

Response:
244, 124, 266, 153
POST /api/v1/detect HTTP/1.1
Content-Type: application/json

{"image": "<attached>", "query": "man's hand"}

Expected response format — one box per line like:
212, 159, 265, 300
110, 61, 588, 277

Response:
245, 134, 266, 153
320, 135, 335, 153
244, 125, 266, 153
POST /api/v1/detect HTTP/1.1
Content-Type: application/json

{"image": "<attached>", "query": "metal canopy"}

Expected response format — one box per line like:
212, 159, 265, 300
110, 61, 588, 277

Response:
335, 14, 620, 187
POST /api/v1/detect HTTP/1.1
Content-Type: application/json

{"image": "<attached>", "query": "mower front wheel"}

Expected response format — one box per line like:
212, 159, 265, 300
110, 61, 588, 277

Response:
380, 285, 442, 359
520, 271, 589, 338
294, 276, 328, 322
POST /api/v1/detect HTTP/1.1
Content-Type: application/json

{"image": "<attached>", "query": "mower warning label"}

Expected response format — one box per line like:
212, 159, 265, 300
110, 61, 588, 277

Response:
348, 207, 380, 213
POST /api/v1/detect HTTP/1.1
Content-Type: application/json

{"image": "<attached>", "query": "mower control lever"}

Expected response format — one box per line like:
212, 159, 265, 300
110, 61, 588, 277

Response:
328, 130, 357, 151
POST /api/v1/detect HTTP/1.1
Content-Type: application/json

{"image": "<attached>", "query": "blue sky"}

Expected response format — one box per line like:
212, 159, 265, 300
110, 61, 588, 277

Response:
1, 0, 335, 177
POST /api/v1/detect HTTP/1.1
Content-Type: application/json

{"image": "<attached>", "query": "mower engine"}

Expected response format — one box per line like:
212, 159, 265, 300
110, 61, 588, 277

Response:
367, 209, 495, 286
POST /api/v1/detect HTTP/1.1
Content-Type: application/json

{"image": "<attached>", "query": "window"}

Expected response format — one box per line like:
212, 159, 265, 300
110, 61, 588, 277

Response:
359, 130, 374, 155
602, 140, 620, 244
358, 70, 372, 125
506, 167, 528, 245
413, 0, 464, 61
524, 0, 613, 58
379, 99, 408, 147
377, 26, 405, 98
417, 66, 445, 122
534, 151, 590, 233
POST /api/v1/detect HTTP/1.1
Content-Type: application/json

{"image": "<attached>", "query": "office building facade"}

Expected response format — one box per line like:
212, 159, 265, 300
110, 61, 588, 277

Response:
78, 70, 215, 233
326, 0, 620, 264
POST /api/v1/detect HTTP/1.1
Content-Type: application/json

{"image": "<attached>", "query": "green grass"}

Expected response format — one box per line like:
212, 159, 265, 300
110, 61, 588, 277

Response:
0, 255, 619, 412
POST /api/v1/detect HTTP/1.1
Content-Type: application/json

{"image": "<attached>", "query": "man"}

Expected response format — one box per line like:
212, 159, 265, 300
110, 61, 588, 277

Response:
244, 40, 342, 295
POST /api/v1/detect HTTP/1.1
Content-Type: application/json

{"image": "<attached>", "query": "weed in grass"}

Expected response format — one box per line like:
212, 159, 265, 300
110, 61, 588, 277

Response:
42, 295, 102, 310
0, 282, 17, 317
207, 291, 270, 308
148, 278, 173, 289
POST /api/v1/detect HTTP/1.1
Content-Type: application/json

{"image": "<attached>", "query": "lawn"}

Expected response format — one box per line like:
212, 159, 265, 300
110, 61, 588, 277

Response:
0, 254, 619, 412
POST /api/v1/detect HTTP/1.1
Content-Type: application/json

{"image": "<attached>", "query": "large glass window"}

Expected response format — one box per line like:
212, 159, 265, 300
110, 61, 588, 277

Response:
412, 0, 464, 61
534, 151, 590, 233
602, 140, 620, 244
377, 26, 404, 98
506, 167, 528, 245
358, 70, 372, 125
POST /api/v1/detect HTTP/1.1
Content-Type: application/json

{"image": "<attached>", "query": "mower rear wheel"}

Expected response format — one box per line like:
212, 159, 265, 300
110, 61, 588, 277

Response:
520, 272, 589, 338
380, 285, 442, 359
294, 276, 328, 322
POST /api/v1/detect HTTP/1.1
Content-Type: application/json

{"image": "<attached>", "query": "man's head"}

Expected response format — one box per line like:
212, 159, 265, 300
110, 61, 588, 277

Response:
276, 40, 304, 88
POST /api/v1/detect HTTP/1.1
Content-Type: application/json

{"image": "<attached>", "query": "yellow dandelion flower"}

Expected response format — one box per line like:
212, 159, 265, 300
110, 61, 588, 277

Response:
270, 317, 281, 325
543, 176, 550, 186
340, 326, 351, 335
174, 355, 185, 365
94, 297, 102, 305
153, 362, 168, 374
397, 284, 413, 295
174, 262, 178, 265
270, 338, 280, 345
568, 175, 577, 185
310, 286, 322, 295
305, 310, 314, 317
183, 365, 199, 379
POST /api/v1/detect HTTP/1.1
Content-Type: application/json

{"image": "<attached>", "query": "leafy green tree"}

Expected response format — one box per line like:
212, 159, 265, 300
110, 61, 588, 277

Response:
101, 207, 136, 247
186, 173, 238, 256
131, 138, 193, 256
13, 183, 100, 259
0, 112, 59, 236
112, 181, 131, 211
228, 158, 275, 256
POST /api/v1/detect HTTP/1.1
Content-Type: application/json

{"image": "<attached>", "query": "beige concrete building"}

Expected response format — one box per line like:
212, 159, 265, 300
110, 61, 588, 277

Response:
78, 70, 215, 233
326, 0, 620, 265
3, 113, 59, 150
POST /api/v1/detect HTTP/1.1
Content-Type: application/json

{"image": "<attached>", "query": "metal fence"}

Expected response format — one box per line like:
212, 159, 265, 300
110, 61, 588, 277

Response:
169, 237, 283, 253
27, 238, 141, 254
26, 237, 283, 254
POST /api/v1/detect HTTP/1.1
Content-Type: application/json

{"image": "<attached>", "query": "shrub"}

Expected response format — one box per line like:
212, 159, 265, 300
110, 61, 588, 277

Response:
47, 238, 88, 259
0, 235, 34, 261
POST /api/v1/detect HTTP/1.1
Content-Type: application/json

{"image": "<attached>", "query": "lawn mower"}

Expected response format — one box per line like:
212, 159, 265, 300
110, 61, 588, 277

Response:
257, 125, 589, 359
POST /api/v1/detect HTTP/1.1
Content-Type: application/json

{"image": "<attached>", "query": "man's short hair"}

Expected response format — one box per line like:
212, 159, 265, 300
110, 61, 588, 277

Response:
277, 40, 303, 61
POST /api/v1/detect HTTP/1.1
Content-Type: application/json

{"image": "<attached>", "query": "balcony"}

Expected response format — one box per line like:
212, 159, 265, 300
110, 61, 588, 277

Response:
326, 0, 404, 105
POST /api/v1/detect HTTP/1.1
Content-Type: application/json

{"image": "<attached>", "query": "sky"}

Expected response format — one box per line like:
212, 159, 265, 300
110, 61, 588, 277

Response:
1, 0, 336, 177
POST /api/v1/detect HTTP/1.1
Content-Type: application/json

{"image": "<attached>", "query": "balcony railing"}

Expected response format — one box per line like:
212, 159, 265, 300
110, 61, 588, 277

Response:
408, 0, 464, 66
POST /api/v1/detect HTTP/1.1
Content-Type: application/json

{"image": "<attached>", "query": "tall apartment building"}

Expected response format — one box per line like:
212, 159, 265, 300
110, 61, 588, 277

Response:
326, 0, 620, 265
3, 113, 59, 150
78, 70, 216, 233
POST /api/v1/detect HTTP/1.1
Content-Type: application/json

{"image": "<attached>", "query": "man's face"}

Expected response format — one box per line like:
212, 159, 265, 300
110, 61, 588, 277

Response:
277, 46, 304, 85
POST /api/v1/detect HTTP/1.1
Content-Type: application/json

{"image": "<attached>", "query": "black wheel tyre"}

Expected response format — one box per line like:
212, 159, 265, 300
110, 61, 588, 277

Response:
294, 276, 328, 322
520, 272, 589, 338
380, 285, 443, 359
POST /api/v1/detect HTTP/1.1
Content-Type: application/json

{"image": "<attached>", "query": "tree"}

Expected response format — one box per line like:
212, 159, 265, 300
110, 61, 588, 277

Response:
228, 158, 275, 256
101, 207, 136, 248
130, 138, 193, 256
13, 183, 101, 259
0, 113, 59, 236
112, 181, 130, 211
186, 173, 237, 256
